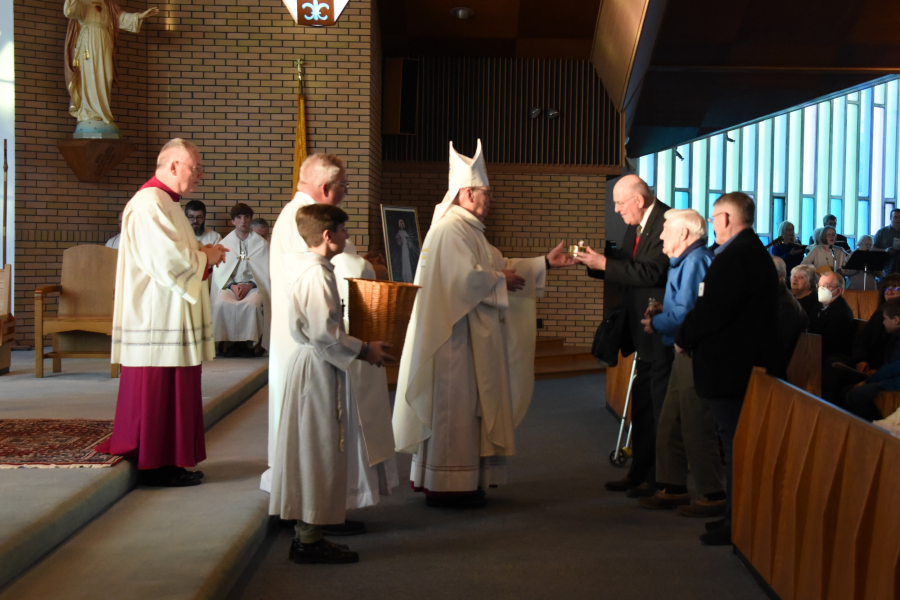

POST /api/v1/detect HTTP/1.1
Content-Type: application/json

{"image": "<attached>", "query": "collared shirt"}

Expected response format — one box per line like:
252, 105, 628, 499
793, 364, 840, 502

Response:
713, 226, 749, 256
638, 201, 655, 235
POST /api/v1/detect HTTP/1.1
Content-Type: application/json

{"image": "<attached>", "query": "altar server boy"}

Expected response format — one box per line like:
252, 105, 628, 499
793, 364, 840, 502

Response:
269, 203, 393, 565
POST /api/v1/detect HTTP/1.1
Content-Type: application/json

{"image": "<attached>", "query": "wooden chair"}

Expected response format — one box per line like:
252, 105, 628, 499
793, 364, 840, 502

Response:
0, 265, 14, 376
785, 332, 822, 397
842, 289, 880, 320
34, 245, 119, 378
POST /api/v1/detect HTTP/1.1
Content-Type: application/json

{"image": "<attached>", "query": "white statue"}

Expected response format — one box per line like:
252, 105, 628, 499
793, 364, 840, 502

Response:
63, 0, 157, 138
394, 218, 419, 283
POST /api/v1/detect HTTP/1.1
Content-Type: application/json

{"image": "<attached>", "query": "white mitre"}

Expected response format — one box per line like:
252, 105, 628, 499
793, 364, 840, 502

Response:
431, 139, 489, 225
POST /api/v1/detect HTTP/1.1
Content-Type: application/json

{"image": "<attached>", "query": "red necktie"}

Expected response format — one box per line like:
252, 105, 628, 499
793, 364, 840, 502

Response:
632, 226, 642, 259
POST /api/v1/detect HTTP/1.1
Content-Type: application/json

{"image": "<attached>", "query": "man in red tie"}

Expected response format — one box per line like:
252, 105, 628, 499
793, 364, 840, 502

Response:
575, 174, 672, 497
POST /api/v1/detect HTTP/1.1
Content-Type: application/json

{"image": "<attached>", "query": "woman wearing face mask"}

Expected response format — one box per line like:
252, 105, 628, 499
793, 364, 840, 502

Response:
802, 226, 848, 274
790, 264, 821, 323
845, 235, 879, 290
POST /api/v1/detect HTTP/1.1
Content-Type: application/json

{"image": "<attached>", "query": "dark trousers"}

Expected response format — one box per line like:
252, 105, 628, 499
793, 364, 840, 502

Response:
627, 345, 674, 485
704, 397, 743, 520
844, 383, 887, 421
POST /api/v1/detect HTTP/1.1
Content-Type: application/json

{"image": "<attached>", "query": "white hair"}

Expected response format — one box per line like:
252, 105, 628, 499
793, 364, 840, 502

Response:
157, 138, 199, 168
772, 256, 786, 280
298, 154, 345, 189
663, 208, 707, 241
791, 264, 817, 290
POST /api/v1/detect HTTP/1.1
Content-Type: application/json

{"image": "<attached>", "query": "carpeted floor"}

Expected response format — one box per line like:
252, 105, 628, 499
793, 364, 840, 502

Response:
226, 374, 768, 600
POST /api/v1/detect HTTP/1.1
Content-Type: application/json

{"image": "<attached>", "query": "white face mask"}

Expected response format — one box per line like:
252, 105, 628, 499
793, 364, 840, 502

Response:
818, 286, 833, 304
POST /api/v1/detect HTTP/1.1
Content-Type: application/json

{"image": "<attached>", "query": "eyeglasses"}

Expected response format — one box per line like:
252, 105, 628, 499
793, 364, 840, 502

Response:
336, 182, 350, 190
613, 195, 638, 207
707, 212, 729, 224
818, 284, 839, 292
885, 287, 900, 293
177, 162, 204, 175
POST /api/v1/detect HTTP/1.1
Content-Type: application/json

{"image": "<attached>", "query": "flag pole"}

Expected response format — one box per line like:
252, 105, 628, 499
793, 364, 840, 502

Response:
291, 58, 308, 192
2, 139, 7, 267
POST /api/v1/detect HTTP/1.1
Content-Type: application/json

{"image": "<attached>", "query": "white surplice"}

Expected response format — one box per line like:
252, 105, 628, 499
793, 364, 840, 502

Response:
111, 188, 214, 367
196, 229, 222, 246
268, 253, 362, 524
211, 230, 271, 350
392, 204, 545, 492
262, 191, 398, 509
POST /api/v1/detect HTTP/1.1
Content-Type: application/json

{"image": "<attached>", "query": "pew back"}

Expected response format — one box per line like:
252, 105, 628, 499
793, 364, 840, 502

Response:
843, 289, 880, 321
785, 332, 822, 397
734, 368, 900, 600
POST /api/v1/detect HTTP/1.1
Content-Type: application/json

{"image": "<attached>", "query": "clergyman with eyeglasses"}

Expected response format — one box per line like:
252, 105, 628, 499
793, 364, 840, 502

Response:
97, 138, 228, 488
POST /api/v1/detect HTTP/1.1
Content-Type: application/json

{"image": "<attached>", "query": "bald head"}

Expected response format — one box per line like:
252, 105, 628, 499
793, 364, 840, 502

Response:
612, 174, 655, 226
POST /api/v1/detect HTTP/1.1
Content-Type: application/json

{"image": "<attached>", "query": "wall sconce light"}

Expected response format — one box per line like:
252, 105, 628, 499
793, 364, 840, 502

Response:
529, 107, 542, 119
674, 150, 684, 161
725, 136, 735, 143
450, 7, 474, 19
547, 108, 560, 120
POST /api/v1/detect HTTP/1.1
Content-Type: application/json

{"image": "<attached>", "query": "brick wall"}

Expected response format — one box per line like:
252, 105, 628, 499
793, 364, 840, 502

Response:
382, 167, 608, 346
13, 0, 381, 346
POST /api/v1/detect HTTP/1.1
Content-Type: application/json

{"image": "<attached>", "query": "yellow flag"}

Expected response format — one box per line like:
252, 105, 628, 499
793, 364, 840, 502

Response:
291, 88, 307, 192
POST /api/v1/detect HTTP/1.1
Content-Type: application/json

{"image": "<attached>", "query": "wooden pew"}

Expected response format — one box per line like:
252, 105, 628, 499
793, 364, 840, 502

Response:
604, 350, 633, 423
0, 265, 14, 376
843, 289, 880, 321
733, 367, 900, 600
785, 332, 822, 397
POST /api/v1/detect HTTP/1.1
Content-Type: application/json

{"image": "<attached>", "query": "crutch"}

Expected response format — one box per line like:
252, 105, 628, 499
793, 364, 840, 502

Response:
609, 352, 637, 466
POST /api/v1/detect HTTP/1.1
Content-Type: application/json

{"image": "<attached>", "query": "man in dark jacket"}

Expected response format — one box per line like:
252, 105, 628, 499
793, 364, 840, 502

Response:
576, 175, 671, 497
675, 192, 779, 546
771, 256, 808, 380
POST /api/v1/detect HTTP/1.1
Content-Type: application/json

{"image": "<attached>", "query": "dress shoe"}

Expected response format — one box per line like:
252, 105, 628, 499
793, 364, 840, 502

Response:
678, 496, 726, 518
322, 520, 367, 536
705, 517, 729, 532
699, 526, 732, 546
176, 467, 204, 481
139, 467, 201, 488
604, 477, 639, 492
289, 538, 359, 564
425, 489, 486, 508
626, 482, 656, 498
638, 488, 691, 509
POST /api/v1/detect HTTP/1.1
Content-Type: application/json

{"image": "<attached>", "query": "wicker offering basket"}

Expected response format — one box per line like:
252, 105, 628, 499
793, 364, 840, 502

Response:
346, 278, 420, 363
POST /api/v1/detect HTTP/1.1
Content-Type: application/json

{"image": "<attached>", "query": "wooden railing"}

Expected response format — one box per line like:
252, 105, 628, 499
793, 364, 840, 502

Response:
734, 367, 900, 600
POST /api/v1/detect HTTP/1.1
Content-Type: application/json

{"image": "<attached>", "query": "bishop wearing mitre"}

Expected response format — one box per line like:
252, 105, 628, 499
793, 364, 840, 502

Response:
261, 154, 398, 534
392, 140, 573, 508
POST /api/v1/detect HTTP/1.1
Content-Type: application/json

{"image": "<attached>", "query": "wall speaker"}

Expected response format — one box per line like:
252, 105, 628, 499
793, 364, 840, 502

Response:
383, 58, 419, 136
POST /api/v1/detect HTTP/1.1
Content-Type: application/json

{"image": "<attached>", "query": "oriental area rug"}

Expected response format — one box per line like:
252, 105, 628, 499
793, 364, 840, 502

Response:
0, 419, 123, 468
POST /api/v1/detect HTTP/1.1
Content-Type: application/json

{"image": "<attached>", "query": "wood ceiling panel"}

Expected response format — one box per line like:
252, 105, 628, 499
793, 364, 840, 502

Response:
516, 0, 599, 39
403, 0, 521, 39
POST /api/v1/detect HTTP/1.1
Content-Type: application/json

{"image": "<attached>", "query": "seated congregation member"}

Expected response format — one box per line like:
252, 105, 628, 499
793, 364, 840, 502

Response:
674, 192, 779, 546
843, 300, 900, 422
185, 199, 221, 245
770, 220, 805, 279
772, 256, 808, 380
808, 270, 857, 362
802, 226, 848, 274
251, 217, 270, 241
827, 274, 900, 398
212, 203, 271, 356
105, 210, 123, 249
845, 234, 878, 290
269, 203, 393, 565
791, 264, 821, 322
636, 208, 725, 516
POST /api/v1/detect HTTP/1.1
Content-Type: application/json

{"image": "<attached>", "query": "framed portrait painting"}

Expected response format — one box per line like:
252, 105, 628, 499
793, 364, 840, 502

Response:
381, 206, 422, 283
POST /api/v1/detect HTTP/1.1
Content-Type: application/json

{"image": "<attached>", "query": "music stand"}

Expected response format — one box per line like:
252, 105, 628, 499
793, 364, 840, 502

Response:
843, 251, 891, 290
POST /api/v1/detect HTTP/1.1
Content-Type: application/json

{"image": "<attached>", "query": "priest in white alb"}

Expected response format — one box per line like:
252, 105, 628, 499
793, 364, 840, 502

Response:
262, 154, 398, 535
392, 139, 574, 507
211, 203, 271, 356
97, 138, 227, 488
185, 199, 222, 246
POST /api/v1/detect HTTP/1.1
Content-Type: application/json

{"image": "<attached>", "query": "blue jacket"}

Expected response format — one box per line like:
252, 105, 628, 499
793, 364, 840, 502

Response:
652, 240, 714, 346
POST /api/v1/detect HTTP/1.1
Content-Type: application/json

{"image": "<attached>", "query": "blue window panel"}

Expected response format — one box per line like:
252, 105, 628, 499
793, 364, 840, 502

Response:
885, 204, 895, 230
886, 80, 898, 199
849, 92, 860, 102
773, 197, 785, 232
639, 154, 655, 188
875, 83, 886, 105
830, 199, 844, 230
802, 197, 816, 244
709, 134, 724, 190
858, 200, 870, 237
674, 144, 691, 189
674, 190, 689, 210
803, 105, 817, 195
708, 193, 718, 240
831, 97, 845, 196
859, 87, 873, 198
742, 124, 756, 191
873, 106, 885, 207
758, 235, 770, 245
773, 115, 787, 194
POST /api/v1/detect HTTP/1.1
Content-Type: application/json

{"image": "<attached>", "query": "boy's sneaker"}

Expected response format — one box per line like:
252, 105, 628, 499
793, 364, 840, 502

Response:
678, 495, 727, 518
638, 488, 691, 509
289, 538, 359, 564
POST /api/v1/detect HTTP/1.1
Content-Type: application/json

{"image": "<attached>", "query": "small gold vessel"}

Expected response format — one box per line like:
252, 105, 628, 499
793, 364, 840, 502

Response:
568, 240, 587, 256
